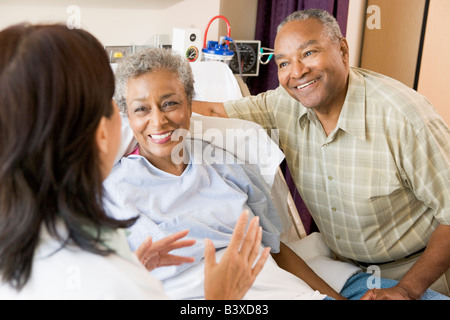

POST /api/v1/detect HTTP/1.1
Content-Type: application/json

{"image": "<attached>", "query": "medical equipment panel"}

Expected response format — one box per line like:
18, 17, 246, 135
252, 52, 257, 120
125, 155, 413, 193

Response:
172, 28, 202, 63
105, 46, 133, 63
229, 40, 261, 77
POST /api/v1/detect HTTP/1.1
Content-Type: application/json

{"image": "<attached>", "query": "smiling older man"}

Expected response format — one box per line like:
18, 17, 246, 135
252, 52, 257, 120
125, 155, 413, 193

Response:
192, 9, 450, 299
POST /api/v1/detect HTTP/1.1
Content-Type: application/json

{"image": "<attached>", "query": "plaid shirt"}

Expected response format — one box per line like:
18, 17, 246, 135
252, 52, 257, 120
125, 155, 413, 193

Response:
224, 67, 450, 263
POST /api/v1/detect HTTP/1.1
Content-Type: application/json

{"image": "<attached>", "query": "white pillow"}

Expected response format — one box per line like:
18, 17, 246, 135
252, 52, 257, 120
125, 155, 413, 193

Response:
287, 233, 362, 293
190, 61, 243, 102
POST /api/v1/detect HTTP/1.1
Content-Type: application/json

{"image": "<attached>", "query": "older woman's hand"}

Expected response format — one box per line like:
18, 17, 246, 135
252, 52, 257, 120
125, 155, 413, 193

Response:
203, 210, 270, 300
135, 230, 196, 271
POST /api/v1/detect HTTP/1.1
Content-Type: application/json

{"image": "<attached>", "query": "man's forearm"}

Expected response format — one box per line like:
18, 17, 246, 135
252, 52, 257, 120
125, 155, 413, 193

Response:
192, 101, 228, 118
271, 242, 345, 300
397, 224, 450, 299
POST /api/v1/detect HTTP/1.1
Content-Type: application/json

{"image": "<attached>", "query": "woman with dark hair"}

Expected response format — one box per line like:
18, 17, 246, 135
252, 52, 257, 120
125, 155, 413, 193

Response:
0, 23, 269, 299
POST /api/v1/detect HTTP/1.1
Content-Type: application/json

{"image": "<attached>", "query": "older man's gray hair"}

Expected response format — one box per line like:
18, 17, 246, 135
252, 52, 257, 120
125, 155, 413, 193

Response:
114, 48, 195, 113
277, 9, 343, 43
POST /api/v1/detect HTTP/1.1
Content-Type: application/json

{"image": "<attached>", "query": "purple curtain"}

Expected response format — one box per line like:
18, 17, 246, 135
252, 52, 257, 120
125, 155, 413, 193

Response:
249, 0, 350, 234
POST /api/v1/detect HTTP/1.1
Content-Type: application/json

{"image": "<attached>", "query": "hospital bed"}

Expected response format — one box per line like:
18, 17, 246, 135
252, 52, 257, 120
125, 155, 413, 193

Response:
114, 60, 361, 294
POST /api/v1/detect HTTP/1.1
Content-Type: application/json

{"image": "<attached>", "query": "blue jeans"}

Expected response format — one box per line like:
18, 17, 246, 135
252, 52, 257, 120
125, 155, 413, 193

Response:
325, 272, 449, 300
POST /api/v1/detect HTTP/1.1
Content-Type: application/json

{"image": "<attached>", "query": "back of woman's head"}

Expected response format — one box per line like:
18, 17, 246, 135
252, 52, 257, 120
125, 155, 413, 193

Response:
0, 23, 133, 290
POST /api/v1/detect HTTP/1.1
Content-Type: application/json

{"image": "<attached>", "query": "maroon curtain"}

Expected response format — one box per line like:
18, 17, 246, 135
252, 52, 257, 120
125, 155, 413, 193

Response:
248, 0, 350, 235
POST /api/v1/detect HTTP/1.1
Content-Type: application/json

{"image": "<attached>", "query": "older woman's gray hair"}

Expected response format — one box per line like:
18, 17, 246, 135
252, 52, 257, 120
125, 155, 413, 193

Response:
114, 48, 195, 113
277, 9, 343, 43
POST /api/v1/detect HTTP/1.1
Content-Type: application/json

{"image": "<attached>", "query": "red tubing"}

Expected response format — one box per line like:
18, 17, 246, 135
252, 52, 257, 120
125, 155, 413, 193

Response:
202, 15, 231, 49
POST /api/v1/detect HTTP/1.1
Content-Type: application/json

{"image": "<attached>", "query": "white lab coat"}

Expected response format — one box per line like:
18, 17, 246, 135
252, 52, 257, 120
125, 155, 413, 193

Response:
0, 222, 168, 300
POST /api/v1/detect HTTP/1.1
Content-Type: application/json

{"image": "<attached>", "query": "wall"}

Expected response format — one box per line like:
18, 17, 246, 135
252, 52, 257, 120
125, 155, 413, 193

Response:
0, 0, 224, 46
417, 0, 450, 126
0, 0, 259, 47
219, 0, 258, 41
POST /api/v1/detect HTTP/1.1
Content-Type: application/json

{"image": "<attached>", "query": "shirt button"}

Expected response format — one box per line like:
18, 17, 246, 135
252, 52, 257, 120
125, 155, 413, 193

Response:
328, 176, 333, 181
335, 235, 341, 240
332, 207, 337, 212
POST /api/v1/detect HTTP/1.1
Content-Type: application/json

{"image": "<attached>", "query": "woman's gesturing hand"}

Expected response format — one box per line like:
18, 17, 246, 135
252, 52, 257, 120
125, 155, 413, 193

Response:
135, 230, 196, 271
204, 210, 271, 300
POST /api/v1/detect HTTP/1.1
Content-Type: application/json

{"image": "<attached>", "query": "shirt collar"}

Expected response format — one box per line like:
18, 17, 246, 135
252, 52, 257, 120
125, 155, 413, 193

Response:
298, 67, 367, 141
337, 68, 367, 141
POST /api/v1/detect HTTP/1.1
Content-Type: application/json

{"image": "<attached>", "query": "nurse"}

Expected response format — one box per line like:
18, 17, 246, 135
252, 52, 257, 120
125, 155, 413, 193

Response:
0, 23, 268, 300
